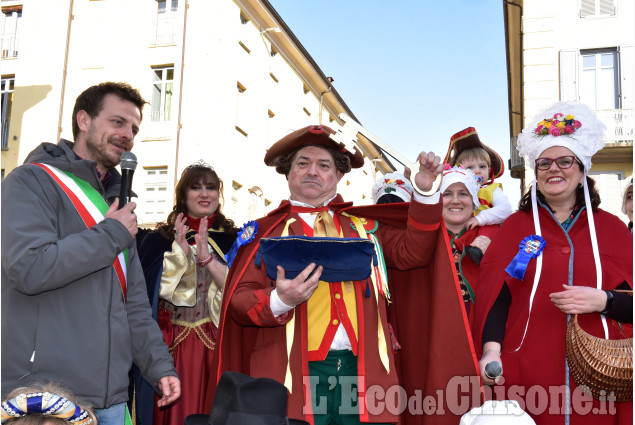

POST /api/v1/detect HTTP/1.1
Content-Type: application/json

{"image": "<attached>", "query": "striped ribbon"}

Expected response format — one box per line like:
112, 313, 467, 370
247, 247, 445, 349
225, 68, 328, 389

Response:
31, 163, 129, 301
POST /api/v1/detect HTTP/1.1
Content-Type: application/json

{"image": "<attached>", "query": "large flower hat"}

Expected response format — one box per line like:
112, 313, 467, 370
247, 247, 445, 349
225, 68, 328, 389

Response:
516, 101, 606, 171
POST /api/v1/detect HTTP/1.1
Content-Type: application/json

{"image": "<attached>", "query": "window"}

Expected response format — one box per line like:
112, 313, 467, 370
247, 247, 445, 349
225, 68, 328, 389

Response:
559, 46, 632, 112
154, 0, 178, 45
580, 0, 615, 18
1, 6, 21, 58
1, 76, 14, 150
151, 66, 174, 121
580, 49, 618, 110
143, 166, 169, 223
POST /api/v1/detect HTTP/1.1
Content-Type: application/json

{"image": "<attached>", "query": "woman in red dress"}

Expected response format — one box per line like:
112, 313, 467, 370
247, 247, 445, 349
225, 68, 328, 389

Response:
134, 162, 238, 425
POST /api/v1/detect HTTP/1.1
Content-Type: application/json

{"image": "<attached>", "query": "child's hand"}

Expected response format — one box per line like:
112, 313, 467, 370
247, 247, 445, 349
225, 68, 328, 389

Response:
466, 217, 480, 230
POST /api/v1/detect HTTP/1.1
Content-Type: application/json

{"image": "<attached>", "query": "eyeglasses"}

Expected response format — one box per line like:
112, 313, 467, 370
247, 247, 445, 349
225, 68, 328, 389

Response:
534, 156, 578, 171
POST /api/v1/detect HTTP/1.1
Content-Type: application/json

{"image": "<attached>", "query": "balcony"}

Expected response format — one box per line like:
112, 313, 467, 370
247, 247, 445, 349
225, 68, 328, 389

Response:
152, 16, 177, 46
150, 110, 172, 122
1, 36, 19, 59
596, 109, 633, 143
508, 136, 525, 178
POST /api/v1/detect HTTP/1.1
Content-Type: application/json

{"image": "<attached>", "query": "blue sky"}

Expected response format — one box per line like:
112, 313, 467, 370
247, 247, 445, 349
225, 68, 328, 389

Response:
269, 0, 521, 208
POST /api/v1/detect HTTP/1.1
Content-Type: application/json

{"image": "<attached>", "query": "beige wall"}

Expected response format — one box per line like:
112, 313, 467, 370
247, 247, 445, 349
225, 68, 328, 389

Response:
515, 0, 633, 222
1, 0, 383, 226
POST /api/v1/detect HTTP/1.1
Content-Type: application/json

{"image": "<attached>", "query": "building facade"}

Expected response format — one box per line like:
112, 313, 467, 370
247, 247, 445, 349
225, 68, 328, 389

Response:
1, 0, 396, 226
504, 0, 633, 222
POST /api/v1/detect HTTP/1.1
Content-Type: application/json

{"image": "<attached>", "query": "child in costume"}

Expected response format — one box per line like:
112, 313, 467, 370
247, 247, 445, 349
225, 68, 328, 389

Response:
445, 127, 512, 262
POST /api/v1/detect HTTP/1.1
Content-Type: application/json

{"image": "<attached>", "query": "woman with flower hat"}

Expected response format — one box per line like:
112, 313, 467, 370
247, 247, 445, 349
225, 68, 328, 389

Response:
131, 162, 239, 425
472, 101, 632, 425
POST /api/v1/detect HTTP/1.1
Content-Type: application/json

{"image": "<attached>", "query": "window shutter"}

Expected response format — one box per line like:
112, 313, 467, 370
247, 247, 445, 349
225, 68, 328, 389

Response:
599, 0, 615, 15
619, 45, 633, 109
580, 0, 595, 17
560, 50, 578, 101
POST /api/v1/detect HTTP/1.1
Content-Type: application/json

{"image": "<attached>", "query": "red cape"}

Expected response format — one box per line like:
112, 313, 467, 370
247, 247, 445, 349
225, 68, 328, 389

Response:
472, 207, 633, 425
206, 198, 480, 424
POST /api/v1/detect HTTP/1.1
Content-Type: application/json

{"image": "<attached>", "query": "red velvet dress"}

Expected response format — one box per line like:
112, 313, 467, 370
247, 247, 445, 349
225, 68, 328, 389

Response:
149, 226, 234, 425
153, 270, 219, 425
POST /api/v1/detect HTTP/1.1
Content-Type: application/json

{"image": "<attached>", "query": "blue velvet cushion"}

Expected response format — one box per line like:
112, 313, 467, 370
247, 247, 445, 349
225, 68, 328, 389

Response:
255, 236, 377, 283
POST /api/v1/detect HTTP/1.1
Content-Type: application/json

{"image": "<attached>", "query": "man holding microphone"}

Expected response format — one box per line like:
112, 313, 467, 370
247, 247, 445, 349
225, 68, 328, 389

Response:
1, 82, 180, 425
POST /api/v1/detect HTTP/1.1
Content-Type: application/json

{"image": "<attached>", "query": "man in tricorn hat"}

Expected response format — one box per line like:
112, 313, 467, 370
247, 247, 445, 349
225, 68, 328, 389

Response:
205, 125, 479, 424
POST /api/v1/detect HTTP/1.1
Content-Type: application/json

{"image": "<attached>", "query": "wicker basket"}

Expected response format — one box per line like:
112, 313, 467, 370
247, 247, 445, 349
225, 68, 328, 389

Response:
566, 313, 633, 402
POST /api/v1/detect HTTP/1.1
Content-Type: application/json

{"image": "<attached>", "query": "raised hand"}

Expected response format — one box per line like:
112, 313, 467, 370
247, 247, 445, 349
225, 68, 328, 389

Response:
194, 216, 211, 262
414, 152, 443, 193
174, 213, 190, 254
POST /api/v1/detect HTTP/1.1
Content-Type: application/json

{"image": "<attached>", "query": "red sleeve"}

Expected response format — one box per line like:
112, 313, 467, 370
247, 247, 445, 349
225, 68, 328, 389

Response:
229, 252, 294, 327
378, 200, 443, 269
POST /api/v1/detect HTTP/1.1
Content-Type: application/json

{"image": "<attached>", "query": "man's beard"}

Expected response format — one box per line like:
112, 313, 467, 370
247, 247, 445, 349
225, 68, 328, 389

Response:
85, 127, 122, 170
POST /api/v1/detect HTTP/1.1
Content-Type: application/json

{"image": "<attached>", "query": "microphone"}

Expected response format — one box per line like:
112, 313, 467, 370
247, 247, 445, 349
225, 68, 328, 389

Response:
118, 152, 137, 209
484, 361, 503, 381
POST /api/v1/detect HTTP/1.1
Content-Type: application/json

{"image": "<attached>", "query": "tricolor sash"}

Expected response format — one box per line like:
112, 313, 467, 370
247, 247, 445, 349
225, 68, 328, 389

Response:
32, 163, 129, 301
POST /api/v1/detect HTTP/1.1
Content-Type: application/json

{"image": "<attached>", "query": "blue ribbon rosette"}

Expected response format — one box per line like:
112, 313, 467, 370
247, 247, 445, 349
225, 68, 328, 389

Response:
224, 221, 258, 267
505, 235, 546, 280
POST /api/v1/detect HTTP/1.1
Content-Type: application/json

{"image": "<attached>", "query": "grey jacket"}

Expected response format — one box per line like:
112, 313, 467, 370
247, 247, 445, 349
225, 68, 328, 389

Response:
1, 139, 176, 408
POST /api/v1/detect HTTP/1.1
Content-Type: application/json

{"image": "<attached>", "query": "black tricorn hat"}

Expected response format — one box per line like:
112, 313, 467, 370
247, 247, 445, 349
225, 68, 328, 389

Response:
184, 372, 309, 425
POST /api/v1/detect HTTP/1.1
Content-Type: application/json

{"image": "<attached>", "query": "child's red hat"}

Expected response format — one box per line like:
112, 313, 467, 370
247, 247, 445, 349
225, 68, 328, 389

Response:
444, 127, 504, 183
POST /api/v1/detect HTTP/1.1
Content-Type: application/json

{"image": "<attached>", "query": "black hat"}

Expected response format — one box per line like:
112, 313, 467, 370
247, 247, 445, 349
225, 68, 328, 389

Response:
184, 372, 309, 425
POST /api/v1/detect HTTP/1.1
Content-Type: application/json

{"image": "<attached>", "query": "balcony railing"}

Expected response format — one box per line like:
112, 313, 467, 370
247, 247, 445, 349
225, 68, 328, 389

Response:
152, 15, 177, 46
150, 110, 172, 122
509, 108, 633, 172
509, 136, 523, 170
595, 109, 633, 143
1, 36, 19, 58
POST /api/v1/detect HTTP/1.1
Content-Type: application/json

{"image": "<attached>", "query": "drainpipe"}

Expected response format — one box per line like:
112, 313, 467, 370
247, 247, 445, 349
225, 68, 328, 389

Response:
174, 0, 188, 187
57, 0, 74, 141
